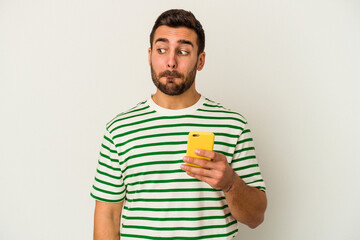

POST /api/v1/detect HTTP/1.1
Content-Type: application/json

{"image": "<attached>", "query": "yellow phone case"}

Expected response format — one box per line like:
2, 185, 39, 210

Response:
186, 131, 215, 167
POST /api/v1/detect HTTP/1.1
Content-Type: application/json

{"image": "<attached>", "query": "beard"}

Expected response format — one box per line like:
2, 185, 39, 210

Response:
151, 62, 198, 96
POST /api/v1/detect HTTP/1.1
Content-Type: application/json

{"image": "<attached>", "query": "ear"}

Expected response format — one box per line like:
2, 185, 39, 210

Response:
148, 48, 152, 66
196, 52, 206, 71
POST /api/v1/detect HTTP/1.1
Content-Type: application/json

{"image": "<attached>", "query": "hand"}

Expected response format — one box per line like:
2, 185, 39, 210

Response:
180, 149, 234, 191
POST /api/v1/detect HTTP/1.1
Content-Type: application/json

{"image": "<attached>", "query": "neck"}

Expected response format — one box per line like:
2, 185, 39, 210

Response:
152, 86, 201, 110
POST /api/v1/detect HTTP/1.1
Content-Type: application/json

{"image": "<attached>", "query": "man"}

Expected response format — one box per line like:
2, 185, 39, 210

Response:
91, 9, 267, 239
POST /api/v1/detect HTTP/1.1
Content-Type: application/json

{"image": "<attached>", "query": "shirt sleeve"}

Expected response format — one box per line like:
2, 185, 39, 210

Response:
90, 128, 126, 202
231, 123, 266, 191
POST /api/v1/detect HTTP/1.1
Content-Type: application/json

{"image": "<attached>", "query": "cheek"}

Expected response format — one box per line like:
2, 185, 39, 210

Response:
151, 56, 165, 69
181, 60, 197, 72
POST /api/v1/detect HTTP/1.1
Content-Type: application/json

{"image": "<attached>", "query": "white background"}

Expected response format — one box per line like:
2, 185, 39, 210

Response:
1, 0, 359, 239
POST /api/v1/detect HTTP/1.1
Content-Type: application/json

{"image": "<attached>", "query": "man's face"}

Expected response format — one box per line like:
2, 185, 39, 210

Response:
149, 26, 205, 96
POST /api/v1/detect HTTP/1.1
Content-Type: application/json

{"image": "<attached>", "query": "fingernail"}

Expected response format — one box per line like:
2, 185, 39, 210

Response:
195, 149, 200, 154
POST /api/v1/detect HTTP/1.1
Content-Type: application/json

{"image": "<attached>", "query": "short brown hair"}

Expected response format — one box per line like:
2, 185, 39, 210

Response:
150, 9, 205, 55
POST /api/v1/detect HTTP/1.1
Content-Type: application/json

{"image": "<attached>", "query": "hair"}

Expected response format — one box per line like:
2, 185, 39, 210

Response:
150, 9, 205, 56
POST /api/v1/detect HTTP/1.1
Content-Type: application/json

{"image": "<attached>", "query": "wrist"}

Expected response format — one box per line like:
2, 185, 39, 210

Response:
223, 170, 236, 193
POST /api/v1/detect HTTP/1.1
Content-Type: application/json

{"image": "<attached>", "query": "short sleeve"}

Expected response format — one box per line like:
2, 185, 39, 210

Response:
231, 124, 266, 191
90, 128, 126, 202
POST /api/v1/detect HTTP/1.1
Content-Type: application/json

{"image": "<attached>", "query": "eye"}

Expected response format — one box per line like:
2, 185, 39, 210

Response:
157, 48, 165, 54
179, 50, 189, 55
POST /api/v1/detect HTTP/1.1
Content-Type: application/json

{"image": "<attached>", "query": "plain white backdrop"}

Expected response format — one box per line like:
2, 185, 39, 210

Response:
0, 0, 359, 239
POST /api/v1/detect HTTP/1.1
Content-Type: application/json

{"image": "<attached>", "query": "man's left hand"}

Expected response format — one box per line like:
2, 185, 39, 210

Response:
180, 149, 234, 191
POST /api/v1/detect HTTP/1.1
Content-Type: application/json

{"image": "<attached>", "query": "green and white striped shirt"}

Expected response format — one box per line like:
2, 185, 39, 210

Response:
91, 95, 266, 239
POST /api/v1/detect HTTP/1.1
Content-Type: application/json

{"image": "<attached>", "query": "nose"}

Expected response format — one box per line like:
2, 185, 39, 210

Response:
167, 52, 177, 69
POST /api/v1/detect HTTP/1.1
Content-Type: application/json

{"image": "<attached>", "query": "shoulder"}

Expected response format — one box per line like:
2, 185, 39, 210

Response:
200, 97, 248, 124
105, 99, 150, 131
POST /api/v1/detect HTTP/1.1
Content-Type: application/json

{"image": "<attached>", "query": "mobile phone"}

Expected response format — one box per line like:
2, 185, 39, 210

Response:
186, 131, 215, 167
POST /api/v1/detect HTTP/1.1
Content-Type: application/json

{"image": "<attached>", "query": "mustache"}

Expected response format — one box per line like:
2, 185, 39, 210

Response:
159, 70, 184, 78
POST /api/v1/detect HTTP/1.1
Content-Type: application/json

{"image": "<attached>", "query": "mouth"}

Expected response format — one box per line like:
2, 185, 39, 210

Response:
159, 71, 183, 79
165, 77, 177, 83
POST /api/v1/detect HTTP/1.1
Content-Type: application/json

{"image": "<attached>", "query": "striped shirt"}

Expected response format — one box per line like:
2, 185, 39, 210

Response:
91, 95, 266, 239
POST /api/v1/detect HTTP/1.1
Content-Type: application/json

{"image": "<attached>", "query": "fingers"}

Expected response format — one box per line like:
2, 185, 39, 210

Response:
180, 163, 221, 188
181, 156, 212, 177
186, 171, 212, 185
181, 151, 233, 190
194, 149, 225, 162
181, 150, 227, 173
183, 155, 213, 168
181, 155, 227, 179
180, 161, 231, 190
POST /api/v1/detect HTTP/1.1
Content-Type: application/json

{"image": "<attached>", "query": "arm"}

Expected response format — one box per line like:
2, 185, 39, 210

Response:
94, 200, 124, 240
223, 171, 267, 228
181, 149, 267, 228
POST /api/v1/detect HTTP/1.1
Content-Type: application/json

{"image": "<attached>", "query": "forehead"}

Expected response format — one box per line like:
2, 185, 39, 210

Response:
153, 26, 198, 46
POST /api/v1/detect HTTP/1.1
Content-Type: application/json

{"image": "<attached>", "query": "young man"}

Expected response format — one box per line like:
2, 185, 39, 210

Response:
91, 9, 267, 240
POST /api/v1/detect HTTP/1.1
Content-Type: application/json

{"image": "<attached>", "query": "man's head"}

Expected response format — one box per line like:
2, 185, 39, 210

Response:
149, 9, 206, 96
150, 9, 205, 56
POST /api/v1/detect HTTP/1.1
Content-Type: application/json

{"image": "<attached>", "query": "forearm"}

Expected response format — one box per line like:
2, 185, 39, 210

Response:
224, 173, 267, 228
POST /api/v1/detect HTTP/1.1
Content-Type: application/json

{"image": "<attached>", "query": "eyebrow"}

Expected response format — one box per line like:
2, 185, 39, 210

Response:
155, 38, 194, 47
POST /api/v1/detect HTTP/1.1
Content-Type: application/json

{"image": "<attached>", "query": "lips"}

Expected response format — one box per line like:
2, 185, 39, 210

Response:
159, 70, 183, 79
164, 77, 176, 83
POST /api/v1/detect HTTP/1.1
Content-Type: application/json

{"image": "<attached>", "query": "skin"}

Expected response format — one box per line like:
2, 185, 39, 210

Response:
148, 26, 205, 110
94, 200, 123, 240
181, 150, 267, 228
94, 25, 267, 239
